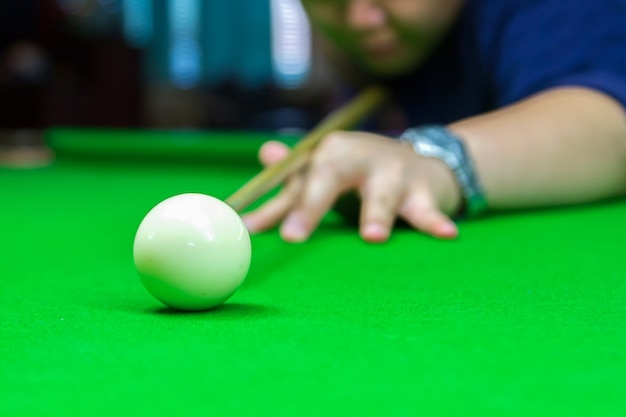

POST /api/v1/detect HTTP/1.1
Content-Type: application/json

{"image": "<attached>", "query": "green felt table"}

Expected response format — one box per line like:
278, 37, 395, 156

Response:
1, 128, 626, 417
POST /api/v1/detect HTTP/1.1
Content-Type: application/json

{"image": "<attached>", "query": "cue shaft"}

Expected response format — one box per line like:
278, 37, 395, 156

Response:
226, 86, 388, 212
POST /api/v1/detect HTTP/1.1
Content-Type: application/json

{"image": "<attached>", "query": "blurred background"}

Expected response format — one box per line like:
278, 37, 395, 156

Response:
0, 0, 339, 133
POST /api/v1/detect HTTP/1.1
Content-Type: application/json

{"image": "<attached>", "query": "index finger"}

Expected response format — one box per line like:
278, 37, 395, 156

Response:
281, 165, 352, 242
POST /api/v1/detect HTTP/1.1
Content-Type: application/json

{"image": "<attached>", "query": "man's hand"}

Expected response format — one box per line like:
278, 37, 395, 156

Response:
241, 131, 462, 243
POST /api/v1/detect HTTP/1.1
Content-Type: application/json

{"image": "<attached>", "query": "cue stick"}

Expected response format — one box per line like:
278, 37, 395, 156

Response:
225, 86, 388, 212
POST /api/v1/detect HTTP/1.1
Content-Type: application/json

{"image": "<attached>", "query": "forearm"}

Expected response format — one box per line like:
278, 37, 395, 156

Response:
449, 87, 626, 210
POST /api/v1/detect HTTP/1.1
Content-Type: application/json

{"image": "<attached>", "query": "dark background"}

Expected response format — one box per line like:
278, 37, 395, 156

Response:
0, 0, 337, 132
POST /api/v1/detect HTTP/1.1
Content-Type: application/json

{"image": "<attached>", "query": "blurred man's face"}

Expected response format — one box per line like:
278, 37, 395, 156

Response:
301, 0, 464, 77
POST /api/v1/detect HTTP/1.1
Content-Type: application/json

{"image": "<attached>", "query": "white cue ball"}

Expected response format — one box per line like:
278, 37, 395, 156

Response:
133, 193, 251, 311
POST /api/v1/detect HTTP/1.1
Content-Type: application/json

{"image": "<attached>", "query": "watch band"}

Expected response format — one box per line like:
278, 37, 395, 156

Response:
398, 125, 487, 217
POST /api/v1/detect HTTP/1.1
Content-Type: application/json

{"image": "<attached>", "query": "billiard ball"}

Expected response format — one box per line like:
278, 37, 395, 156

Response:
133, 193, 251, 311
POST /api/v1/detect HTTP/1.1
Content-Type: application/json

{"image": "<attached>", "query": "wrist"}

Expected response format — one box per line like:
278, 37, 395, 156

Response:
398, 125, 488, 218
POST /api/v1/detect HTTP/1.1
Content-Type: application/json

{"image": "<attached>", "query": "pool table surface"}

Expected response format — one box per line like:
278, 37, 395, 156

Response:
1, 128, 626, 417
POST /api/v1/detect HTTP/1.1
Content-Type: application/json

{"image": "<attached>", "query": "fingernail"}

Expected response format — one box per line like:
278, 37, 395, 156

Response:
362, 222, 389, 242
241, 216, 258, 233
281, 213, 308, 242
437, 221, 458, 238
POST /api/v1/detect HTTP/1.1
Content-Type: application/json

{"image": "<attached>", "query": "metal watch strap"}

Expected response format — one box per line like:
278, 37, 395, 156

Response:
398, 125, 487, 217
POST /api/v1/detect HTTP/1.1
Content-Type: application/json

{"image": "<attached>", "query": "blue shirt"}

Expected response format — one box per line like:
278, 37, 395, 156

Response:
386, 0, 626, 126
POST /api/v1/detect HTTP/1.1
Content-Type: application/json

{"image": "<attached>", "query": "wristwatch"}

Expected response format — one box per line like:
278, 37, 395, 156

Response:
398, 125, 487, 217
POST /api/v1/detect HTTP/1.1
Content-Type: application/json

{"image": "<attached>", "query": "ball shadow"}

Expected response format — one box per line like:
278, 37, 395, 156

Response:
149, 302, 278, 319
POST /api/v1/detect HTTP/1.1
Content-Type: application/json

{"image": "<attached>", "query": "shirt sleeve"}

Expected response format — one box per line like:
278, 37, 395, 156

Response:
476, 0, 626, 109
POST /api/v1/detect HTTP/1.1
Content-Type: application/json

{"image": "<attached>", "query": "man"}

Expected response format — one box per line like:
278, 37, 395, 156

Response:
243, 0, 626, 243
